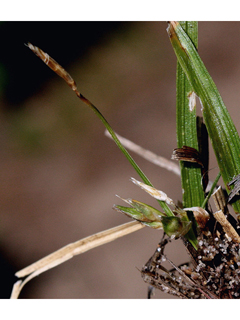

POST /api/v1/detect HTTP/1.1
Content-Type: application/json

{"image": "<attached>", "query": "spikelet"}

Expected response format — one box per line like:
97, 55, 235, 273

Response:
26, 43, 80, 96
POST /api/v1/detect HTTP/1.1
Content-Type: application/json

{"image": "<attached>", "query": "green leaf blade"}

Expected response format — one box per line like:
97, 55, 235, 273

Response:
176, 22, 204, 250
168, 21, 240, 215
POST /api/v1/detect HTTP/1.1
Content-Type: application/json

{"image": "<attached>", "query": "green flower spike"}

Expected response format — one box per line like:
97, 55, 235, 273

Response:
113, 197, 163, 230
114, 180, 193, 239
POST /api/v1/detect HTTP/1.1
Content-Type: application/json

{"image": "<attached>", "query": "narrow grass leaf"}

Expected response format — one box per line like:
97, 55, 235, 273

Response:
168, 21, 240, 216
176, 22, 205, 209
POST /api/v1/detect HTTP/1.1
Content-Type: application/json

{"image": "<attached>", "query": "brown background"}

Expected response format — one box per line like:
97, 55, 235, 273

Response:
1, 22, 240, 298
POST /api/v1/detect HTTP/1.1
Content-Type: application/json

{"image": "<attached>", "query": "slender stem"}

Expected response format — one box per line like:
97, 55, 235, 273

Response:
26, 42, 174, 217
201, 171, 221, 208
79, 95, 173, 216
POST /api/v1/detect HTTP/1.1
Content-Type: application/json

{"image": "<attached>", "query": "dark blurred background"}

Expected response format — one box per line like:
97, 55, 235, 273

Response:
1, 22, 240, 298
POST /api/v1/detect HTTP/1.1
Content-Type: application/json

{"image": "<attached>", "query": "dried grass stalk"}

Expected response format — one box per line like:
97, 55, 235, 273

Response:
213, 210, 240, 243
212, 186, 230, 215
11, 221, 144, 299
105, 130, 181, 176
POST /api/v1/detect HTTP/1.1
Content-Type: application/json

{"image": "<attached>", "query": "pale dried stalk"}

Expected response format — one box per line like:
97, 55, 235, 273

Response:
212, 186, 230, 215
213, 210, 240, 243
105, 130, 181, 176
104, 130, 219, 195
11, 221, 144, 299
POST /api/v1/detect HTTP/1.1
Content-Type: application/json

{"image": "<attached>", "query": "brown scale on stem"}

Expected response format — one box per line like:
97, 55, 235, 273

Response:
171, 146, 203, 167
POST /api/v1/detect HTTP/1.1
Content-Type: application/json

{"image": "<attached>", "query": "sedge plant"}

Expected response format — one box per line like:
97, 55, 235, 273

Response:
10, 22, 240, 299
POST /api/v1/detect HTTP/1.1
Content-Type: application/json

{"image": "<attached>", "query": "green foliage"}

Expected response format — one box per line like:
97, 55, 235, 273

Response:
168, 21, 240, 217
28, 22, 240, 251
176, 22, 205, 209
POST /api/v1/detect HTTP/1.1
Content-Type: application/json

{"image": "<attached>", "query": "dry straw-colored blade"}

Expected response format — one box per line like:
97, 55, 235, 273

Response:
212, 186, 230, 215
105, 130, 181, 176
11, 221, 144, 299
130, 177, 175, 206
